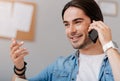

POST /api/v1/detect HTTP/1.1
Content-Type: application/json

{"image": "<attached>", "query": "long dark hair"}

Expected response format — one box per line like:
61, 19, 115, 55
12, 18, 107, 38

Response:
62, 0, 103, 22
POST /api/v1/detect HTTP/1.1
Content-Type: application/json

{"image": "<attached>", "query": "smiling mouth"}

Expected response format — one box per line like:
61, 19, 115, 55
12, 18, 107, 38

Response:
70, 34, 83, 42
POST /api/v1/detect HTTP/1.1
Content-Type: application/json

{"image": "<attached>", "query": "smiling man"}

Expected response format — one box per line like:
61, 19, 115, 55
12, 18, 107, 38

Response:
10, 0, 120, 81
63, 7, 92, 49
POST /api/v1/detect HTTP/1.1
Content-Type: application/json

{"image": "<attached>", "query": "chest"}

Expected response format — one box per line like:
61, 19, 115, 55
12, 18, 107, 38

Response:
51, 56, 114, 81
76, 56, 104, 81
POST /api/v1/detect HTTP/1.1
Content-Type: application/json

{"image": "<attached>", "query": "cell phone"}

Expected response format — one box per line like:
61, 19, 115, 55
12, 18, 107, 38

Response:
88, 29, 98, 43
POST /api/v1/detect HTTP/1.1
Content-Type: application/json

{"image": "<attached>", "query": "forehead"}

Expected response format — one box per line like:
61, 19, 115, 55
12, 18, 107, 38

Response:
63, 7, 89, 21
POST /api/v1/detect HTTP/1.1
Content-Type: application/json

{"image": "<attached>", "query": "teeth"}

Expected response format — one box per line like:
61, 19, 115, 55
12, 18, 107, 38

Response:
70, 34, 82, 40
72, 35, 82, 40
73, 37, 77, 39
73, 35, 81, 38
73, 37, 78, 40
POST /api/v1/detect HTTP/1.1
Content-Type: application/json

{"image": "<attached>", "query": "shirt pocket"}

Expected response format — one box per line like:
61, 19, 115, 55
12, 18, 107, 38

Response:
104, 70, 114, 81
52, 70, 69, 81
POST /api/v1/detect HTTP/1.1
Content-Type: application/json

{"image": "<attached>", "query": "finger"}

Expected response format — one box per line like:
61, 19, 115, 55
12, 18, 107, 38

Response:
12, 50, 28, 61
10, 38, 24, 50
88, 24, 94, 32
99, 21, 110, 30
13, 48, 28, 59
11, 41, 24, 55
92, 21, 102, 28
11, 47, 25, 60
11, 48, 29, 66
95, 21, 111, 34
14, 52, 29, 63
10, 39, 17, 50
94, 21, 108, 29
14, 48, 28, 56
89, 24, 100, 32
98, 21, 107, 27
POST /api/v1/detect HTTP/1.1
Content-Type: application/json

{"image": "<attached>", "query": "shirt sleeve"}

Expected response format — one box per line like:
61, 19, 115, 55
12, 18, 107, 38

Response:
28, 61, 56, 81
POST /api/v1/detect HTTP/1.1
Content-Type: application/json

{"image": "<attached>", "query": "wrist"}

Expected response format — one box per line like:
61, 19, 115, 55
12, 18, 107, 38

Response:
103, 41, 118, 52
15, 62, 27, 71
15, 76, 27, 81
14, 62, 27, 76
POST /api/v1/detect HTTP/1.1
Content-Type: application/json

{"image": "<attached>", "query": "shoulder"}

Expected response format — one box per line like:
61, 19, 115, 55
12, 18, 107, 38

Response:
45, 51, 78, 71
57, 51, 76, 61
56, 54, 75, 63
53, 51, 77, 69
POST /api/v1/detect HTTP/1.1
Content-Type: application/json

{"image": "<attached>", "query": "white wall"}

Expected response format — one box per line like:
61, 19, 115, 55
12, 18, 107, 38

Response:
0, 0, 119, 80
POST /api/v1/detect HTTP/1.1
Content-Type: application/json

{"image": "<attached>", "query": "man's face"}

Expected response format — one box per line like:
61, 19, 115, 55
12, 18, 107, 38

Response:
63, 7, 91, 49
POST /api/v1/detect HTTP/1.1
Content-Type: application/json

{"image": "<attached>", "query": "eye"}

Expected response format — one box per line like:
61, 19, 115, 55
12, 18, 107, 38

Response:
64, 23, 70, 28
75, 21, 82, 24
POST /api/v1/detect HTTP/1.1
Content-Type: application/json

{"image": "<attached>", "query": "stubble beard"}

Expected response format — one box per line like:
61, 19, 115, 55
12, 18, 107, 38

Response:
72, 37, 93, 49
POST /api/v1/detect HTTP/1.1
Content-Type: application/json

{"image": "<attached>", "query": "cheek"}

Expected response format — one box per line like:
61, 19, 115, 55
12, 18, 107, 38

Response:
65, 29, 69, 37
77, 27, 86, 33
81, 25, 89, 34
79, 27, 89, 37
65, 28, 69, 34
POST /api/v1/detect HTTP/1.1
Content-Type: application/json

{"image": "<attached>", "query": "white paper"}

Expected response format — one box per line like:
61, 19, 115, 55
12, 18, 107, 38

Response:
13, 2, 34, 32
0, 2, 17, 38
0, 2, 12, 18
0, 18, 17, 38
0, 1, 34, 38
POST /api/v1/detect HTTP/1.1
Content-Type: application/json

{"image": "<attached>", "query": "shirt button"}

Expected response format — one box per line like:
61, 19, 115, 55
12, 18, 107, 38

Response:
72, 78, 74, 80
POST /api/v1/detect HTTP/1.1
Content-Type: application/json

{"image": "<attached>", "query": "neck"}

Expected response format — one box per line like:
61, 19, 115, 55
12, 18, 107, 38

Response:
79, 40, 104, 55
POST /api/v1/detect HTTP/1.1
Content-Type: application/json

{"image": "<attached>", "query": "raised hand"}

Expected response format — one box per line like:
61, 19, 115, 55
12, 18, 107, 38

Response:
10, 39, 29, 69
89, 21, 112, 46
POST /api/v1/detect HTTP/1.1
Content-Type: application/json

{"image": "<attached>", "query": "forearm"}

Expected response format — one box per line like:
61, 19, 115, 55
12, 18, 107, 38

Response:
106, 48, 120, 81
10, 39, 29, 81
12, 74, 26, 81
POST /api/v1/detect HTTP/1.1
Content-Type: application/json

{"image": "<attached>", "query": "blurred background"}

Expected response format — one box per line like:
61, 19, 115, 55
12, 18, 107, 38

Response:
0, 0, 120, 80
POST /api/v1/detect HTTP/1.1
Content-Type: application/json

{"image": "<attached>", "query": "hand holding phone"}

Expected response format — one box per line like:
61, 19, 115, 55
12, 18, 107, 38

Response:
88, 29, 98, 43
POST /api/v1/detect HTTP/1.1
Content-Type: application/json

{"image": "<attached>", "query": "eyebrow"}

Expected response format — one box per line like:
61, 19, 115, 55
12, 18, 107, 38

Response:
63, 18, 84, 23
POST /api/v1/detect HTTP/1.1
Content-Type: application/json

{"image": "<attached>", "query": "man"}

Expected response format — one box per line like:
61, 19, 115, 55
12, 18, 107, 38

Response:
10, 0, 120, 81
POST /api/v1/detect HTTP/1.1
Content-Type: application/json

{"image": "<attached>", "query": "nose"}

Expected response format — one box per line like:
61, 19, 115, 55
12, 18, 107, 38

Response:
69, 25, 77, 35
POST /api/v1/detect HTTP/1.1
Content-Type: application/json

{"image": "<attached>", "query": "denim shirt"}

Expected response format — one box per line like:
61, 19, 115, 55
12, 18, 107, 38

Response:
28, 50, 114, 81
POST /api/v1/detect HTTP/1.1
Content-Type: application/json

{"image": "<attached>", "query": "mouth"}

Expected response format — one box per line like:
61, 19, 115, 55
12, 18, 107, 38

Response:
70, 34, 83, 42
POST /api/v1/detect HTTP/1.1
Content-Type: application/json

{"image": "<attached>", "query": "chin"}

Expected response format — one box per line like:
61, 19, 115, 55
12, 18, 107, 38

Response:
72, 42, 83, 49
72, 44, 85, 49
72, 39, 92, 49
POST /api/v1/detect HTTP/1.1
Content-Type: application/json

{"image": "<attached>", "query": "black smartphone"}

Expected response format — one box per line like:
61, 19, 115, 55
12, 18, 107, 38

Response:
88, 29, 98, 43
